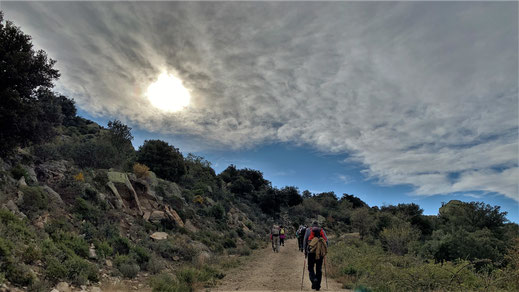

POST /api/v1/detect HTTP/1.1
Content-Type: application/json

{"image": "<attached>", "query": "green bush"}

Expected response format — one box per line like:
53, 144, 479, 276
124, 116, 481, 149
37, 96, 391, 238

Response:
10, 164, 29, 181
146, 255, 166, 274
23, 244, 42, 264
19, 186, 48, 217
94, 240, 113, 259
32, 143, 61, 162
328, 238, 491, 291
131, 245, 151, 268
111, 236, 131, 255
150, 272, 191, 292
115, 255, 140, 278
6, 263, 35, 286
63, 255, 99, 285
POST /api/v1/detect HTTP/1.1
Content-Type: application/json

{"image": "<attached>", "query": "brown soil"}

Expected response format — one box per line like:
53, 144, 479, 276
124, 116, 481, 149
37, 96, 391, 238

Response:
211, 239, 348, 292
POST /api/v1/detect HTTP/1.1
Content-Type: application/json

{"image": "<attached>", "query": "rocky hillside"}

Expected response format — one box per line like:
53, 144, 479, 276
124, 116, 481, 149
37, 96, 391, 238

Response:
0, 144, 275, 291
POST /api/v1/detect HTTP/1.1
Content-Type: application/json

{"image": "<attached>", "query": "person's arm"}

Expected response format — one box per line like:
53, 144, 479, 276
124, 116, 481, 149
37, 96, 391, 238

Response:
321, 229, 328, 245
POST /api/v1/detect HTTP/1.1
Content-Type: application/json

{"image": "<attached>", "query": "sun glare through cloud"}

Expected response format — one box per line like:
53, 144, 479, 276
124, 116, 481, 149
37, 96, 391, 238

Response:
146, 72, 191, 112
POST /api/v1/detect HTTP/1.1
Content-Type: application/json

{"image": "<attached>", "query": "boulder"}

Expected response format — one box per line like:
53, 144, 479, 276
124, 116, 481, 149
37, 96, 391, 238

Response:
165, 205, 184, 228
147, 171, 158, 187
107, 171, 143, 215
89, 244, 97, 259
149, 210, 166, 223
106, 182, 126, 209
26, 166, 37, 184
18, 176, 27, 187
56, 282, 71, 292
5, 200, 19, 213
150, 232, 168, 241
184, 219, 198, 233
42, 185, 63, 204
35, 160, 68, 185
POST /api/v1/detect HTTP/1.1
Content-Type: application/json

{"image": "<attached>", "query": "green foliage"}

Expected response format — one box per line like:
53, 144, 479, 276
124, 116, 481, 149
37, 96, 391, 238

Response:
207, 203, 225, 220
10, 164, 29, 180
115, 255, 140, 278
111, 236, 131, 255
6, 263, 35, 286
32, 143, 61, 162
19, 186, 48, 217
0, 13, 72, 157
150, 272, 191, 292
380, 222, 420, 255
94, 240, 113, 259
138, 140, 186, 182
73, 197, 102, 224
329, 238, 489, 291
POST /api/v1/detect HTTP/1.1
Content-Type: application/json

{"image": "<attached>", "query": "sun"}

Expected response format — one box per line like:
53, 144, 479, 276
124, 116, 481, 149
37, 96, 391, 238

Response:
146, 72, 191, 112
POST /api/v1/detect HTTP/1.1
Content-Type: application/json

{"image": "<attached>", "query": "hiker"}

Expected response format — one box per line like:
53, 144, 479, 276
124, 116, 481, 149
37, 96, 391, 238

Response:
303, 221, 328, 291
270, 225, 281, 252
296, 225, 307, 252
279, 225, 286, 246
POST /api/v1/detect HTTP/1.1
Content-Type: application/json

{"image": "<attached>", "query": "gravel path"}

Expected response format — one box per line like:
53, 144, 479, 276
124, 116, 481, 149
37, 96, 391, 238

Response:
211, 239, 348, 292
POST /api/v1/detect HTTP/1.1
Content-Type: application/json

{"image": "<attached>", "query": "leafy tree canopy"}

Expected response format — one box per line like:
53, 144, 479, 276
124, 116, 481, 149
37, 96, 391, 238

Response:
137, 139, 186, 182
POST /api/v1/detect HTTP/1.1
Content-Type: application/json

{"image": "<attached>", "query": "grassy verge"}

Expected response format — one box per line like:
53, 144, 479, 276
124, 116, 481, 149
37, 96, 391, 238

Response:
327, 237, 518, 292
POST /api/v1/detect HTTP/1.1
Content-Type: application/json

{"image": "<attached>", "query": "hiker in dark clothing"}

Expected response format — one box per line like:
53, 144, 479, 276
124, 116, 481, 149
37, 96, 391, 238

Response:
303, 221, 328, 291
296, 225, 307, 252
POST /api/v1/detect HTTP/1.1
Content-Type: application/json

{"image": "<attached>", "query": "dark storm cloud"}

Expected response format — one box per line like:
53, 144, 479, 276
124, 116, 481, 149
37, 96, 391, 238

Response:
3, 2, 518, 200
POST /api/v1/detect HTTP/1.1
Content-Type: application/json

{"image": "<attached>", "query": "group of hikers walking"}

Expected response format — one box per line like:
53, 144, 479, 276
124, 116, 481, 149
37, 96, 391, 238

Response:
269, 225, 286, 252
270, 221, 328, 291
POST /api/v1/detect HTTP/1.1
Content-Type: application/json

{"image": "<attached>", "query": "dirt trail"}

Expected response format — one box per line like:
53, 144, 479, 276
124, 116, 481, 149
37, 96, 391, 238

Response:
211, 239, 348, 292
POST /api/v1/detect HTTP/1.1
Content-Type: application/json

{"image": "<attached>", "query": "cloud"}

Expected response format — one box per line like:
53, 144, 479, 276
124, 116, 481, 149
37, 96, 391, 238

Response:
3, 2, 518, 200
337, 174, 355, 185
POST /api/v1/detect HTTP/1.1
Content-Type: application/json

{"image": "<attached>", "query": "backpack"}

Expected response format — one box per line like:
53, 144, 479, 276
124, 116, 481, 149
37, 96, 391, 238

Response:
308, 228, 327, 259
308, 237, 327, 259
271, 228, 280, 236
280, 228, 285, 235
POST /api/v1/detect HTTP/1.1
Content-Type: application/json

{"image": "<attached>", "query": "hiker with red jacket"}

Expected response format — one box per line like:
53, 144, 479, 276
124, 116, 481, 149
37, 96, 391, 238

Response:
303, 221, 328, 291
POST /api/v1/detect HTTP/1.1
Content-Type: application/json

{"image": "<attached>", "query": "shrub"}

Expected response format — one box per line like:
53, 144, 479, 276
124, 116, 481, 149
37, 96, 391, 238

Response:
32, 143, 61, 162
10, 164, 29, 181
380, 223, 420, 255
150, 272, 191, 292
74, 172, 84, 182
115, 255, 140, 278
63, 255, 99, 285
94, 240, 113, 259
133, 163, 150, 179
6, 263, 35, 286
19, 186, 48, 217
146, 255, 166, 274
23, 244, 42, 264
111, 236, 131, 255
131, 245, 151, 268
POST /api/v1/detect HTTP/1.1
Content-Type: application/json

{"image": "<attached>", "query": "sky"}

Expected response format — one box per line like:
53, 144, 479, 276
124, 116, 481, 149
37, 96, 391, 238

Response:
2, 2, 518, 222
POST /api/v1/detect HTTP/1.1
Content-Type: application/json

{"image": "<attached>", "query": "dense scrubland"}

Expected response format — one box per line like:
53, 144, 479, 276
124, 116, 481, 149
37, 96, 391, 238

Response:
1, 12, 518, 292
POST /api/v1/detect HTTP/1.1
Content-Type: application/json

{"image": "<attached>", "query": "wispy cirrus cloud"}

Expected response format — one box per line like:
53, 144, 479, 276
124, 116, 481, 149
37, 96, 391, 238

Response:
3, 2, 517, 201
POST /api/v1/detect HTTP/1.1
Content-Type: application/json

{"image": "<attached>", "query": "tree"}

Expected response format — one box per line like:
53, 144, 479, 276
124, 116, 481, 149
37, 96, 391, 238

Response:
0, 13, 73, 156
278, 186, 303, 207
107, 120, 133, 150
137, 140, 185, 182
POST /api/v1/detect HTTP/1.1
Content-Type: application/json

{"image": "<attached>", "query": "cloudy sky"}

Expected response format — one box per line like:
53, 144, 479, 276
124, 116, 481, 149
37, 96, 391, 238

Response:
3, 2, 518, 221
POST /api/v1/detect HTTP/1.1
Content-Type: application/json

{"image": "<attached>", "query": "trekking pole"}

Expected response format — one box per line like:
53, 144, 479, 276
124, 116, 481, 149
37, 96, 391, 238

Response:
301, 256, 306, 290
324, 256, 328, 290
